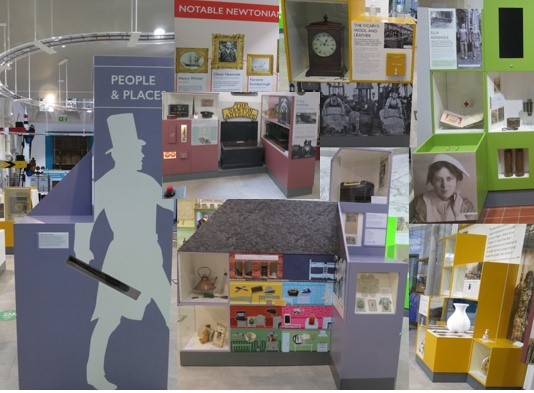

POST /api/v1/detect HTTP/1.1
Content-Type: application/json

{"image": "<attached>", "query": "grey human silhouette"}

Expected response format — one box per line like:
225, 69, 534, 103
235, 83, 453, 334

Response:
84, 113, 172, 389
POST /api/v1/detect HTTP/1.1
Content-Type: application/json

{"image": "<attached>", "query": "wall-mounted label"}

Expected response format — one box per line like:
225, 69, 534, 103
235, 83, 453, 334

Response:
38, 232, 69, 249
365, 213, 388, 228
58, 116, 68, 123
222, 102, 259, 120
94, 66, 171, 108
175, 0, 279, 23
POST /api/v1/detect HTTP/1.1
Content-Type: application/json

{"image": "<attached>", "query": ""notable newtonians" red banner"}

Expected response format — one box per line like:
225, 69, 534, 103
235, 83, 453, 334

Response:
175, 0, 279, 23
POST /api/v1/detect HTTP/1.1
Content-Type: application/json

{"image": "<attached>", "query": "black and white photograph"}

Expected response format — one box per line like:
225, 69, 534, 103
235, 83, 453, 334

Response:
247, 54, 273, 76
384, 23, 413, 49
219, 41, 237, 63
290, 82, 412, 137
211, 33, 244, 70
176, 48, 208, 74
465, 262, 483, 280
430, 10, 454, 29
296, 112, 317, 124
456, 8, 482, 68
411, 153, 478, 223
291, 140, 316, 159
278, 96, 292, 125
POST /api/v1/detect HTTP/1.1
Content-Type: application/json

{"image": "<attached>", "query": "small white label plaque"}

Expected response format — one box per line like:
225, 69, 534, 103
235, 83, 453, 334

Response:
38, 232, 69, 249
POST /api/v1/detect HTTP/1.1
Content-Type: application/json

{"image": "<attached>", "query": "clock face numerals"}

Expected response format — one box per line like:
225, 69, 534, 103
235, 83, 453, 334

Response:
312, 32, 337, 57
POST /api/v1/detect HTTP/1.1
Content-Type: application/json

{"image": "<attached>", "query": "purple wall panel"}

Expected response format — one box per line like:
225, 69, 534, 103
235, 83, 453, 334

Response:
15, 56, 174, 390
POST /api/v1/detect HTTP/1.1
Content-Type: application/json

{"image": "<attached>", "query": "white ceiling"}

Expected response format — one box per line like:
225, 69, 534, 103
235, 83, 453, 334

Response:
0, 0, 174, 103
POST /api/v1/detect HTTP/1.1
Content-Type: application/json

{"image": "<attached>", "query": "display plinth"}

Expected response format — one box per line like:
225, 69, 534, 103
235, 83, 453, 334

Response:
330, 259, 407, 390
468, 339, 527, 389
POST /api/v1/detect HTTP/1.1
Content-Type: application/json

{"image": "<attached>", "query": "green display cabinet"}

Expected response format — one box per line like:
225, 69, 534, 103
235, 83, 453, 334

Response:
484, 0, 534, 71
486, 131, 534, 190
431, 70, 486, 135
412, 133, 488, 223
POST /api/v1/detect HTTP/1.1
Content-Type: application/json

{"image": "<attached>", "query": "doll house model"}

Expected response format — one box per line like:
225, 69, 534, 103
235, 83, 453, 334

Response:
178, 149, 407, 389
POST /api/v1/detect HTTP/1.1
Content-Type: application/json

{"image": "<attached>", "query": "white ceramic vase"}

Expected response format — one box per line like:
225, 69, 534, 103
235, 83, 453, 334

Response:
447, 303, 471, 333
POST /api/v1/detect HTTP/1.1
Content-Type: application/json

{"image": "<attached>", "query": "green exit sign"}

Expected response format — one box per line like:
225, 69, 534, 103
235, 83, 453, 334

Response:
58, 116, 67, 122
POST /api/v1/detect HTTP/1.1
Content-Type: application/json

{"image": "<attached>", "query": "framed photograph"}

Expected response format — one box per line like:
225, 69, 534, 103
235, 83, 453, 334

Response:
212, 34, 245, 70
247, 54, 274, 76
176, 48, 208, 74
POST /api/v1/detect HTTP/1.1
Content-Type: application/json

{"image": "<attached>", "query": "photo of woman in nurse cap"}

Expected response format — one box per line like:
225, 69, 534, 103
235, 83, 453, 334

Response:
411, 153, 476, 223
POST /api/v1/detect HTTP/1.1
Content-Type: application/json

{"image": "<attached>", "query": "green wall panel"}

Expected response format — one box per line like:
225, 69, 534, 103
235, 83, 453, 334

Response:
484, 0, 534, 71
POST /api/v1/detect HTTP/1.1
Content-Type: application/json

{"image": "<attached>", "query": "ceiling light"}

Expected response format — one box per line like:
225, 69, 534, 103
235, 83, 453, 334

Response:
44, 93, 56, 104
154, 28, 165, 36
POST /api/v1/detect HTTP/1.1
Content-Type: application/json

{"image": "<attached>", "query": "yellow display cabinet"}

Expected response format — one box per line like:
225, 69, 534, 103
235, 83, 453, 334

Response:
473, 262, 518, 339
468, 339, 527, 389
439, 233, 486, 297
422, 327, 473, 375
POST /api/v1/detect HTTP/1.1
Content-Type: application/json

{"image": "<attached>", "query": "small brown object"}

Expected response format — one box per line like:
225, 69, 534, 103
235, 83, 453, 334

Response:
507, 117, 520, 129
515, 148, 525, 177
504, 149, 514, 177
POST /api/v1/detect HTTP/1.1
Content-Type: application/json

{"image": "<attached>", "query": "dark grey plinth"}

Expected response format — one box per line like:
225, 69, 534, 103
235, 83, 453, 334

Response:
162, 165, 267, 183
330, 363, 396, 390
416, 355, 468, 382
466, 374, 523, 390
320, 135, 409, 148
180, 351, 330, 366
5, 247, 13, 255
484, 190, 534, 208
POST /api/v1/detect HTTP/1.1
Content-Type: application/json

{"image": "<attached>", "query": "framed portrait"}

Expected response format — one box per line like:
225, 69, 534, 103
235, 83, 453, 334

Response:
211, 34, 245, 70
247, 54, 274, 76
176, 48, 208, 74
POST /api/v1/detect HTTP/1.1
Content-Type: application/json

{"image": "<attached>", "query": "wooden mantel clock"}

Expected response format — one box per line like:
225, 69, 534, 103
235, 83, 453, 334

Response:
305, 14, 347, 77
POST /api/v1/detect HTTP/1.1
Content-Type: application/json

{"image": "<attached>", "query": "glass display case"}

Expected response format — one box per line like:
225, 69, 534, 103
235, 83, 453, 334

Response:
354, 271, 398, 314
178, 305, 230, 352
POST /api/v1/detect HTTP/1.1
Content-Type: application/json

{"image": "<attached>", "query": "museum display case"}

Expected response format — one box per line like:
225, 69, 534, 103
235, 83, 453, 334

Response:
414, 227, 529, 388
282, 0, 414, 148
260, 93, 319, 197
415, 1, 534, 219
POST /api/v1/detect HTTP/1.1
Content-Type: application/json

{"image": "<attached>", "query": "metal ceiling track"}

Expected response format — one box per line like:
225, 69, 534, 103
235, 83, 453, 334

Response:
0, 31, 174, 105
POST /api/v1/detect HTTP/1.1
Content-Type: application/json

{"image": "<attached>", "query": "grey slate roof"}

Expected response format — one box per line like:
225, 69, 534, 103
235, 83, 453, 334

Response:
179, 199, 340, 255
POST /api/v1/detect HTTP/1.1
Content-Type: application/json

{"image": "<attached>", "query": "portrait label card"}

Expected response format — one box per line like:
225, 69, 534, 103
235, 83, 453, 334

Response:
248, 76, 275, 92
176, 74, 210, 92
212, 69, 245, 92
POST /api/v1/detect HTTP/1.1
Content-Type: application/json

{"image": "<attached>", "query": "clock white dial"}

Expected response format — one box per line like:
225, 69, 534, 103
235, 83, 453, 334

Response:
311, 32, 337, 57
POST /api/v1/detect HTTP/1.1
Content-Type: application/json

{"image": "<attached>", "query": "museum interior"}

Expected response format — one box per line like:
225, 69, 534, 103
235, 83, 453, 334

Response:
0, 0, 533, 391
